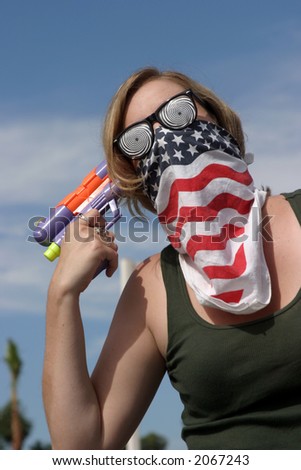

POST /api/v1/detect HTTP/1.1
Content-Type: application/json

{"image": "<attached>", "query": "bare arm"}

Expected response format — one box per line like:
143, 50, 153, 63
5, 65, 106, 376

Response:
43, 288, 102, 449
43, 210, 165, 449
91, 263, 166, 449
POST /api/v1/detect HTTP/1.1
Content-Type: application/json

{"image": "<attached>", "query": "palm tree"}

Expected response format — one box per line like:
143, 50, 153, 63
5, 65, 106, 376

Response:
4, 339, 23, 449
0, 402, 32, 448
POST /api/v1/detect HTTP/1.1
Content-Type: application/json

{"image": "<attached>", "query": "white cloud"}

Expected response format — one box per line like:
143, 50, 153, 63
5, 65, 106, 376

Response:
0, 117, 104, 205
241, 90, 301, 194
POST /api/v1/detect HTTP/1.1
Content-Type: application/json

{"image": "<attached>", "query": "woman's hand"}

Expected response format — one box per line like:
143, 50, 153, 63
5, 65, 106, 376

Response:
49, 209, 118, 296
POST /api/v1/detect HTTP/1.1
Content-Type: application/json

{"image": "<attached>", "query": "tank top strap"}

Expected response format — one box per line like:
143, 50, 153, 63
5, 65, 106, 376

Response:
160, 244, 191, 330
282, 189, 301, 225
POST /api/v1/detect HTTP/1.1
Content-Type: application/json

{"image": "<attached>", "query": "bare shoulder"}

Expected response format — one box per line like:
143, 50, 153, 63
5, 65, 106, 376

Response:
119, 251, 168, 357
261, 193, 301, 313
266, 193, 294, 213
264, 194, 301, 237
135, 252, 163, 283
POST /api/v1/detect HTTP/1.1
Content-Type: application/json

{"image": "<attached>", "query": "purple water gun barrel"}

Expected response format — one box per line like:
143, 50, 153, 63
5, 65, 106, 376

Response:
33, 161, 109, 246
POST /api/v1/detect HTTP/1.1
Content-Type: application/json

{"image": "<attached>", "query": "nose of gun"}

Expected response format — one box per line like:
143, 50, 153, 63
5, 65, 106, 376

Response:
33, 205, 74, 245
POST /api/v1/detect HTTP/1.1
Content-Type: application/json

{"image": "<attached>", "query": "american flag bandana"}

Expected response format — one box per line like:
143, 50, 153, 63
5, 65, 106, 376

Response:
138, 120, 271, 314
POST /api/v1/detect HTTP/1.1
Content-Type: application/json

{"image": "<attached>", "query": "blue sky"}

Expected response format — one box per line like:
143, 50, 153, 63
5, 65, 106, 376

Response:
0, 0, 301, 450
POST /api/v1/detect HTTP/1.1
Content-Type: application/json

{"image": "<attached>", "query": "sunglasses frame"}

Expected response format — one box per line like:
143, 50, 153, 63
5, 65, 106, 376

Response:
114, 89, 210, 160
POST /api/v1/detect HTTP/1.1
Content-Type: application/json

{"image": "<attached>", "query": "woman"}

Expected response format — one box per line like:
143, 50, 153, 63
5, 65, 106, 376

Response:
43, 67, 301, 449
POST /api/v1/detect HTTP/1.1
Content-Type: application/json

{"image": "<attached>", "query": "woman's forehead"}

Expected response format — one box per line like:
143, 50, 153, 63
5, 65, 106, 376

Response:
124, 79, 186, 127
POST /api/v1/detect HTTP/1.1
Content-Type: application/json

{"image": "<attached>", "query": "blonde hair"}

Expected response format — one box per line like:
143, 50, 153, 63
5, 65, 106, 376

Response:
102, 67, 245, 215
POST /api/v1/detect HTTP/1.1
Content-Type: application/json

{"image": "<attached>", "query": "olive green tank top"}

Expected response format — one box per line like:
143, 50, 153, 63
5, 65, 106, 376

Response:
161, 190, 301, 449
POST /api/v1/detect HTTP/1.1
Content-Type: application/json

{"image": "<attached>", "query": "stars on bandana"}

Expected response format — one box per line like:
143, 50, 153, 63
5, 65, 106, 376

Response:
172, 134, 185, 146
161, 152, 170, 164
157, 136, 167, 149
138, 120, 241, 203
174, 149, 185, 161
188, 144, 198, 156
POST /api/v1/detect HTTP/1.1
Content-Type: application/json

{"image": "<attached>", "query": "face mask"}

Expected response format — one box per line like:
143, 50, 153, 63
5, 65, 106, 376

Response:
137, 120, 271, 314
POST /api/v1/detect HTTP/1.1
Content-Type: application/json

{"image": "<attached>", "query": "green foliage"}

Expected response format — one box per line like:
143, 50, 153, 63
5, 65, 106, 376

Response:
0, 402, 32, 446
4, 339, 22, 379
141, 432, 168, 450
30, 440, 52, 450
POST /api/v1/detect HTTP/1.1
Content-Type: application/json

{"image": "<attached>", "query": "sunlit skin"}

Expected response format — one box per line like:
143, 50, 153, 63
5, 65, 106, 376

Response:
43, 78, 301, 450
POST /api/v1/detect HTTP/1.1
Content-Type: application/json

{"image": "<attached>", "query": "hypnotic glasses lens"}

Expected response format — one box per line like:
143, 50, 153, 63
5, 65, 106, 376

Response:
114, 89, 198, 160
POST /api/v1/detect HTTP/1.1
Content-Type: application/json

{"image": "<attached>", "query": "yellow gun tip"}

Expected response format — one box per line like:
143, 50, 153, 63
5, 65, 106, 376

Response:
44, 243, 61, 262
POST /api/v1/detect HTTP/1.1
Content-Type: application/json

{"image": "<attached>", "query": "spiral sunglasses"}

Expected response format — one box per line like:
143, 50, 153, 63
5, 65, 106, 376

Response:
114, 89, 209, 160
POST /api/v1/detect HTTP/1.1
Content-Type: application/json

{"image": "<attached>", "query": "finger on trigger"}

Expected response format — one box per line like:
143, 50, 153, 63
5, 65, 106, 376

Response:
81, 209, 105, 228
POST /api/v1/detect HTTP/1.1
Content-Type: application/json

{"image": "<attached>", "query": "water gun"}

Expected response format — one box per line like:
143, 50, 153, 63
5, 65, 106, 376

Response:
33, 160, 122, 272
